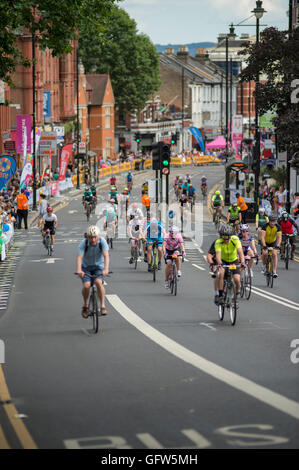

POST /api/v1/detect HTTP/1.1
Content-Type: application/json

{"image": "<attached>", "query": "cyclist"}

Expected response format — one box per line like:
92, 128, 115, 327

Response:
83, 165, 90, 185
104, 206, 117, 241
260, 215, 282, 278
201, 175, 208, 196
120, 188, 130, 218
76, 225, 109, 318
82, 186, 94, 213
211, 190, 224, 221
41, 207, 58, 251
256, 207, 269, 244
179, 188, 189, 219
227, 202, 242, 234
110, 175, 117, 187
184, 173, 191, 184
143, 217, 165, 272
206, 238, 220, 304
126, 170, 133, 192
215, 224, 245, 306
90, 183, 97, 211
187, 183, 196, 207
141, 190, 151, 216
163, 226, 185, 289
109, 186, 118, 204
128, 215, 143, 263
278, 210, 297, 260
238, 224, 258, 277
173, 176, 180, 199
127, 202, 143, 223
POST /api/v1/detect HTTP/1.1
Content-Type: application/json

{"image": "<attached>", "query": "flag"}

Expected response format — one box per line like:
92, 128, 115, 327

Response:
0, 156, 17, 191
189, 127, 205, 153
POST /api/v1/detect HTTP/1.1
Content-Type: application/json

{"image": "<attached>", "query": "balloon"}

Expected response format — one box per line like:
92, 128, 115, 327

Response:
2, 224, 10, 232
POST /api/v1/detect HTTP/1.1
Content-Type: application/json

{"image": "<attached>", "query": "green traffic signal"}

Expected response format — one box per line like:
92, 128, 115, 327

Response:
162, 160, 169, 166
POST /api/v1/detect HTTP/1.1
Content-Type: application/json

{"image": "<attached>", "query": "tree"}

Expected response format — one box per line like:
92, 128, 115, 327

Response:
79, 7, 161, 113
240, 27, 299, 155
0, 0, 118, 86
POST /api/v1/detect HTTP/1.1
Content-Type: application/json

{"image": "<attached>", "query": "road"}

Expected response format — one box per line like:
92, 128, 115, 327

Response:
0, 165, 298, 450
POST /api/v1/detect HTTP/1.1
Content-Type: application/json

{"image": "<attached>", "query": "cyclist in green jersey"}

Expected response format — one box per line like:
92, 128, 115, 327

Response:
255, 207, 269, 243
109, 186, 118, 204
82, 187, 94, 212
215, 224, 245, 305
227, 202, 242, 233
211, 190, 224, 221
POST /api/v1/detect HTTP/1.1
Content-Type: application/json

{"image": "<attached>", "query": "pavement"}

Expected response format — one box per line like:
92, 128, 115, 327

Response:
0, 163, 298, 450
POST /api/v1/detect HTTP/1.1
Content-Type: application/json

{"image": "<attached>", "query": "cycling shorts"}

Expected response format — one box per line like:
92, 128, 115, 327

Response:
43, 223, 55, 235
147, 238, 163, 247
282, 234, 296, 244
223, 260, 240, 276
165, 248, 181, 263
263, 242, 278, 250
82, 267, 104, 285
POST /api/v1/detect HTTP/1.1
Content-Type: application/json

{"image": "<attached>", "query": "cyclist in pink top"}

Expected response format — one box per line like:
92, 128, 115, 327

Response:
163, 226, 185, 289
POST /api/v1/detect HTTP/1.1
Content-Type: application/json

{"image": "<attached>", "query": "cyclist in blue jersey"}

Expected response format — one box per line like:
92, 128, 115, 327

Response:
143, 218, 166, 272
126, 171, 133, 191
187, 183, 196, 205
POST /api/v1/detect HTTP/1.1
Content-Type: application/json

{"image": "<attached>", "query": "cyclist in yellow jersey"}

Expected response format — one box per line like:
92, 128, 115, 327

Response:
261, 215, 282, 278
215, 224, 245, 305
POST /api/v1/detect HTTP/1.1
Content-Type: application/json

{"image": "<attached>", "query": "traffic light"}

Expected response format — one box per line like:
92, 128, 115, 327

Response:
171, 134, 176, 145
161, 143, 171, 174
134, 132, 141, 143
152, 142, 161, 170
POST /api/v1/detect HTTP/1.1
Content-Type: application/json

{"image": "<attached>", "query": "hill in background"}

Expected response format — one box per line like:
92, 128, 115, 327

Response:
156, 42, 215, 56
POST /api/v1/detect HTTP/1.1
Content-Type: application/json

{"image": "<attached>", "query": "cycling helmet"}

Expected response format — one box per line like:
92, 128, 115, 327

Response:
269, 215, 277, 221
215, 190, 221, 195
107, 207, 114, 214
202, 175, 206, 179
218, 224, 233, 237
281, 210, 288, 218
86, 225, 100, 237
240, 224, 249, 231
132, 202, 138, 210
258, 207, 265, 213
232, 202, 238, 207
47, 207, 53, 212
169, 225, 179, 234
109, 198, 116, 204
85, 186, 89, 191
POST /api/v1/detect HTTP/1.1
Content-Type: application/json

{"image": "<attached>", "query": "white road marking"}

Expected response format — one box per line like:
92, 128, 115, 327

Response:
200, 323, 217, 331
251, 288, 299, 311
192, 264, 205, 271
251, 286, 299, 308
107, 294, 299, 421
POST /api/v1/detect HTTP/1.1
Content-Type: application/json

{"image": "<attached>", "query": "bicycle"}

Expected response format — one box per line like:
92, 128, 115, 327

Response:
44, 229, 53, 256
214, 207, 221, 231
201, 186, 207, 200
188, 195, 196, 212
150, 240, 159, 282
282, 234, 293, 270
75, 273, 100, 334
240, 255, 258, 300
229, 219, 239, 235
84, 201, 92, 221
132, 238, 140, 270
106, 223, 115, 249
217, 265, 238, 326
168, 253, 183, 296
265, 247, 275, 288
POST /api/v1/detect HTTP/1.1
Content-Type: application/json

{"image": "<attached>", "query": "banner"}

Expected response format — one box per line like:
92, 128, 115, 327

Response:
189, 127, 205, 153
43, 91, 51, 118
0, 156, 17, 191
20, 161, 33, 189
17, 115, 31, 155
58, 144, 72, 181
232, 115, 243, 155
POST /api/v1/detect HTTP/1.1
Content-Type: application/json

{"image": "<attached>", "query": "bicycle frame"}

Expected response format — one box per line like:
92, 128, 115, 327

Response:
217, 265, 237, 325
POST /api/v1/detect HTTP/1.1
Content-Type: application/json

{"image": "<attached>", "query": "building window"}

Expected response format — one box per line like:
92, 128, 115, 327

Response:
105, 106, 111, 129
105, 138, 111, 158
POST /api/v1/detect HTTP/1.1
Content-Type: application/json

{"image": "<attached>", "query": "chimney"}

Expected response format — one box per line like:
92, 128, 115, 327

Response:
196, 48, 207, 58
165, 47, 175, 55
177, 46, 189, 56
217, 33, 226, 44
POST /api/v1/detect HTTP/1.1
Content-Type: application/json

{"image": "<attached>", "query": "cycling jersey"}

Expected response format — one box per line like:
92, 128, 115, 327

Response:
187, 187, 196, 197
164, 234, 183, 251
228, 206, 241, 219
201, 179, 207, 186
129, 219, 142, 238
278, 217, 296, 234
83, 191, 93, 201
145, 221, 164, 241
127, 208, 143, 221
208, 240, 217, 263
126, 173, 132, 182
43, 214, 57, 225
215, 235, 242, 263
262, 223, 281, 244
238, 233, 253, 252
256, 214, 269, 227
212, 195, 223, 207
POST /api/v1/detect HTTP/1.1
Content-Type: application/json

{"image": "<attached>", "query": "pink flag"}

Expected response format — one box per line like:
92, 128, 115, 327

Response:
58, 144, 73, 181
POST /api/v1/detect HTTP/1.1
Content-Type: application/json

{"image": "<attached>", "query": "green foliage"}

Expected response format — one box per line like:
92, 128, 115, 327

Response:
0, 0, 119, 85
269, 166, 286, 188
240, 27, 299, 154
79, 7, 161, 112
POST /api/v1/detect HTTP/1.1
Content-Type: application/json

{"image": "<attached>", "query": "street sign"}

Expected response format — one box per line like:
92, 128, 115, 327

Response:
79, 141, 86, 152
39, 131, 57, 156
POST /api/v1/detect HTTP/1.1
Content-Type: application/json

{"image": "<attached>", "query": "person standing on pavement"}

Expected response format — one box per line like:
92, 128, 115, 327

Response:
236, 193, 248, 224
76, 225, 109, 318
16, 188, 29, 229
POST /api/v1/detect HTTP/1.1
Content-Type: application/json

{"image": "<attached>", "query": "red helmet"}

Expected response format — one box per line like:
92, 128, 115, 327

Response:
47, 207, 53, 212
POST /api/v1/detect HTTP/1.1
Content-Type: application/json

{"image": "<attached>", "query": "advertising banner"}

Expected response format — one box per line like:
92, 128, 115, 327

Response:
20, 162, 33, 189
17, 115, 31, 155
50, 181, 59, 196
0, 155, 17, 191
58, 144, 72, 181
189, 127, 205, 153
232, 115, 243, 154
43, 91, 51, 118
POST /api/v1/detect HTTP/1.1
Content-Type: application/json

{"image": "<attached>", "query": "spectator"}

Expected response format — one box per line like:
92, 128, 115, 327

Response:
236, 192, 248, 224
16, 188, 29, 230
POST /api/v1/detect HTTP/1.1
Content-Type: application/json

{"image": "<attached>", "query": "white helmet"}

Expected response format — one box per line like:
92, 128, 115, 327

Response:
259, 207, 265, 213
86, 225, 100, 237
107, 207, 114, 214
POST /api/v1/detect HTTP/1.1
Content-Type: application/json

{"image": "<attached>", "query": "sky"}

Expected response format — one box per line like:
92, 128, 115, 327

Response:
121, 0, 289, 44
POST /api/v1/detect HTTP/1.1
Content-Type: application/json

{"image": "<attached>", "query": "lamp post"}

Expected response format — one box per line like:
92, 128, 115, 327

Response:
252, 0, 266, 212
32, 33, 37, 211
76, 43, 80, 189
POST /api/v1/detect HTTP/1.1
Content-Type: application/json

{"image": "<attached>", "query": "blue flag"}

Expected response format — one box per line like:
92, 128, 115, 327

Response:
190, 127, 205, 153
0, 156, 17, 191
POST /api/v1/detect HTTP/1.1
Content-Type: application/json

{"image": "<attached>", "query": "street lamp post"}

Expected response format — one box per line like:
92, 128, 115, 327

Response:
252, 0, 266, 212
32, 33, 37, 211
76, 43, 80, 189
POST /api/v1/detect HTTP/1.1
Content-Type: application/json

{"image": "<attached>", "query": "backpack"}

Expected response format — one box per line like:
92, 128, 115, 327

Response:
84, 238, 102, 255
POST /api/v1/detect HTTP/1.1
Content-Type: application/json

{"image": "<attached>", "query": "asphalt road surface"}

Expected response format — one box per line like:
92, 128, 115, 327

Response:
0, 165, 298, 450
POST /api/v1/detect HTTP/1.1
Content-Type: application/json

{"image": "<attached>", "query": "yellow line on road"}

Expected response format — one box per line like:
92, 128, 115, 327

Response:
0, 365, 37, 449
0, 424, 10, 449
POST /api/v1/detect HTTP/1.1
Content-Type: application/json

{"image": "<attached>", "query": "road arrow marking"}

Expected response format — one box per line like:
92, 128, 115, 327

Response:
30, 258, 63, 264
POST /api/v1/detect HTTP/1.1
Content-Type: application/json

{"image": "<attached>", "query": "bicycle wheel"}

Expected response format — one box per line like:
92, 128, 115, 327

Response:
240, 269, 245, 298
110, 237, 113, 250
218, 284, 226, 321
245, 268, 252, 300
229, 283, 237, 326
89, 289, 99, 334
152, 251, 157, 282
172, 263, 177, 296
86, 205, 90, 221
134, 244, 138, 270
285, 242, 289, 270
